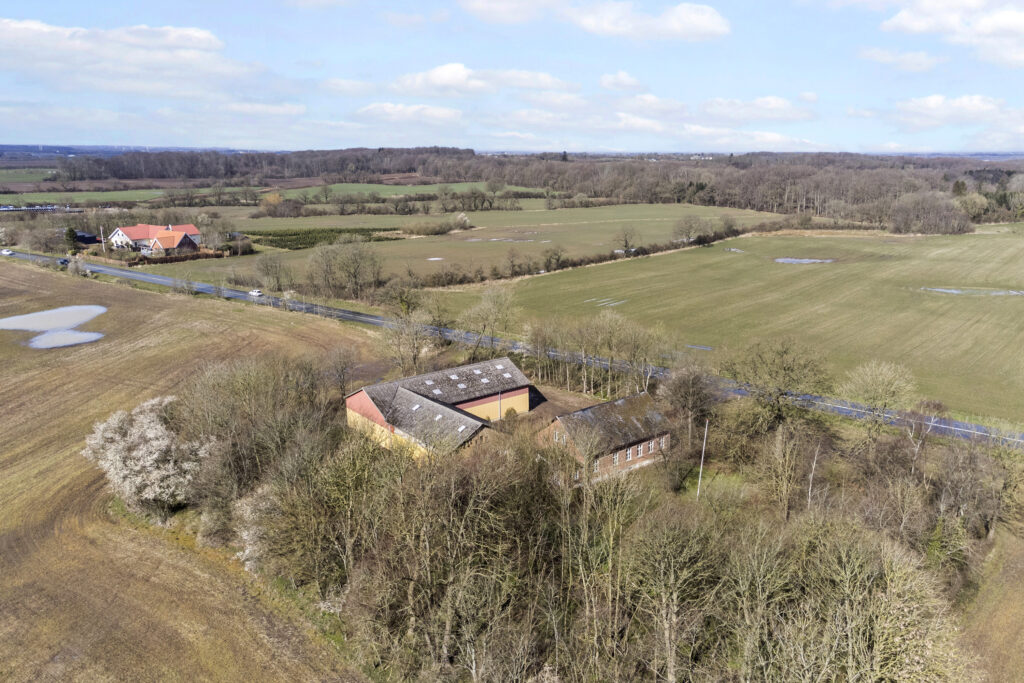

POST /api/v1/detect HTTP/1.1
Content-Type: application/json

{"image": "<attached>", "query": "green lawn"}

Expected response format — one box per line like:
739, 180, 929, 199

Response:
144, 203, 779, 283
437, 225, 1024, 423
0, 168, 56, 184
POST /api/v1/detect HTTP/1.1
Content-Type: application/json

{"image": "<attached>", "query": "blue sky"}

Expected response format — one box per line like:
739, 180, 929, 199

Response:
1, 1, 1022, 152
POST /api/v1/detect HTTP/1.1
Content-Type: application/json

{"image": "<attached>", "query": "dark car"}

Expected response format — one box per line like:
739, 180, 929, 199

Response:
57, 258, 70, 267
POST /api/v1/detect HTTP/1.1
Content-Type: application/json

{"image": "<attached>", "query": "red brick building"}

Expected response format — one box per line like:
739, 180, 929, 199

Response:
540, 393, 671, 481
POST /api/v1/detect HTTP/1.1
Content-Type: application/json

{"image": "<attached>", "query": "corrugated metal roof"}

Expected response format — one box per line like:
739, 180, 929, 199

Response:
556, 393, 669, 455
362, 356, 528, 407
386, 387, 485, 451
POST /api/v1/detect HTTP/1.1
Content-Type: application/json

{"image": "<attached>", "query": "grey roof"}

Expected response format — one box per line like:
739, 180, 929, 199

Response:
556, 393, 670, 455
351, 357, 528, 451
358, 357, 528, 408
384, 387, 486, 451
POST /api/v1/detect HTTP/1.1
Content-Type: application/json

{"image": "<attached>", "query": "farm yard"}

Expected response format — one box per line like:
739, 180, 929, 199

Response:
0, 261, 370, 680
437, 224, 1024, 423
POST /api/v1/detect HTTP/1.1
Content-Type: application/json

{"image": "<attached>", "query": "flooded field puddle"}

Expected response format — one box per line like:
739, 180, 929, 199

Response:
922, 287, 1024, 297
775, 257, 834, 264
426, 257, 444, 261
0, 305, 107, 348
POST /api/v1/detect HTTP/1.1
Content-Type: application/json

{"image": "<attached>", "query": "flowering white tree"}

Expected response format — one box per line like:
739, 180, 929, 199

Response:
82, 396, 211, 515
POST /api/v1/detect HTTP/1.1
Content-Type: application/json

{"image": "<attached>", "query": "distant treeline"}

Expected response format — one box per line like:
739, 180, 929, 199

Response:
56, 148, 1024, 227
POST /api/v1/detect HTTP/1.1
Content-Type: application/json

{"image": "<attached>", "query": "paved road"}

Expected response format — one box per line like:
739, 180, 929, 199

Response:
6, 249, 1022, 447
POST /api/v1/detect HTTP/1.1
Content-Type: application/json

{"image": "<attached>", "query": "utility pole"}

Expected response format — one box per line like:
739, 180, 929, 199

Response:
100, 226, 107, 254
696, 419, 709, 501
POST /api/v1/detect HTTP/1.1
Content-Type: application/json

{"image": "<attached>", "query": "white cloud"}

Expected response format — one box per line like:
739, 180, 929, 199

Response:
895, 93, 1006, 128
223, 102, 307, 116
619, 93, 689, 118
322, 78, 374, 96
458, 0, 556, 23
459, 0, 730, 40
614, 112, 666, 133
799, 91, 819, 102
563, 2, 730, 40
600, 70, 645, 91
356, 102, 463, 125
843, 1, 1024, 67
0, 18, 262, 99
521, 91, 589, 109
859, 46, 944, 71
394, 63, 573, 96
493, 131, 540, 140
505, 108, 572, 127
702, 95, 813, 121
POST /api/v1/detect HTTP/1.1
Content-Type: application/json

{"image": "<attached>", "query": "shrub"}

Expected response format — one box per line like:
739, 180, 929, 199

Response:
82, 396, 210, 515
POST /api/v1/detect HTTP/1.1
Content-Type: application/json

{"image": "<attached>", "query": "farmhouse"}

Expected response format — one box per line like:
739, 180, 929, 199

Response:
541, 393, 671, 480
148, 231, 198, 256
346, 357, 531, 455
108, 223, 202, 249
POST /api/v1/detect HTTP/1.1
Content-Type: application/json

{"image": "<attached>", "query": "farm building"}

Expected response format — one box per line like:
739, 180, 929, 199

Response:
346, 357, 531, 455
540, 393, 671, 480
108, 223, 202, 249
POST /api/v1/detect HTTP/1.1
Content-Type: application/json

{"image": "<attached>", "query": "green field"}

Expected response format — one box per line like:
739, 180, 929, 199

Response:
0, 168, 56, 183
279, 181, 540, 199
143, 202, 780, 283
0, 189, 167, 205
0, 185, 259, 207
436, 226, 1024, 423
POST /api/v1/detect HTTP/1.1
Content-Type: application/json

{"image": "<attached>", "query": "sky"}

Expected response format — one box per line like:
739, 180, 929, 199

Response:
1, 0, 1023, 153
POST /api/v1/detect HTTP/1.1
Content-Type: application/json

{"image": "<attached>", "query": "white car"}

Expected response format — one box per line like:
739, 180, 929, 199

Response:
248, 289, 263, 297
0, 249, 13, 256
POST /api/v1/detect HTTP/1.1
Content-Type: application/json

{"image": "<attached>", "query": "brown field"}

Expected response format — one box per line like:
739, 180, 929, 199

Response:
0, 262, 376, 681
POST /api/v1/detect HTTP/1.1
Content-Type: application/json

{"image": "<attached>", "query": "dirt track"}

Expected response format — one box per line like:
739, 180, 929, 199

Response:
0, 263, 370, 681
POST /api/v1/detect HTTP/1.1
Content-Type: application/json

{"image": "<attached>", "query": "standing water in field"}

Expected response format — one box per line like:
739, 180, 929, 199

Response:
775, 257, 834, 264
0, 305, 107, 348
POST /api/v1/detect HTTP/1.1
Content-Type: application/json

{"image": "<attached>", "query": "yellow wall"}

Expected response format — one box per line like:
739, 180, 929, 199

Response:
347, 411, 427, 458
461, 391, 530, 421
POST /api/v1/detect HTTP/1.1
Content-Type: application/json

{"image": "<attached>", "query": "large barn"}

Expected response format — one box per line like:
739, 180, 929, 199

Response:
345, 357, 531, 455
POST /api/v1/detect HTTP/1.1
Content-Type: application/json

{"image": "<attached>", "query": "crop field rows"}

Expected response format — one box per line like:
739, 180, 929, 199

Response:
0, 262, 373, 680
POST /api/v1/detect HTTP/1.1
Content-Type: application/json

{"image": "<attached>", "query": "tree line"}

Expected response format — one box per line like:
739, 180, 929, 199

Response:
53, 148, 1024, 229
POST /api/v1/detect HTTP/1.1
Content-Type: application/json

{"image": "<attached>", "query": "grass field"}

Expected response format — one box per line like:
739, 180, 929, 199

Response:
0, 168, 56, 184
279, 181, 540, 199
143, 202, 780, 283
0, 185, 256, 206
0, 262, 373, 680
435, 225, 1024, 423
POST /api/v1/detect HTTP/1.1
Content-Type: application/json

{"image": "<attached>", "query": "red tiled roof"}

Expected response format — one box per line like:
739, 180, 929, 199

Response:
116, 223, 200, 240
151, 231, 194, 249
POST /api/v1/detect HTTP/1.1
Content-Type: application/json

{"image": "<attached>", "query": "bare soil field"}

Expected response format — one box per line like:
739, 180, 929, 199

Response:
0, 262, 375, 681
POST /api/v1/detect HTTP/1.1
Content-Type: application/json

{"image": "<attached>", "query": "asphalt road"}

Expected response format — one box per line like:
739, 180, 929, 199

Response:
5, 249, 1022, 447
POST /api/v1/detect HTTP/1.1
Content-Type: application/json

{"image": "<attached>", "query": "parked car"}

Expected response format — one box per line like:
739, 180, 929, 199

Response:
0, 249, 13, 256
248, 289, 263, 297
57, 258, 70, 266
